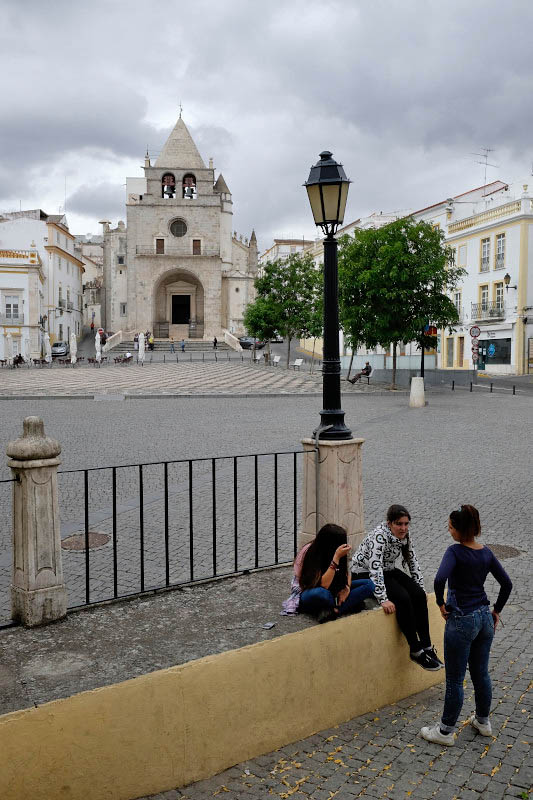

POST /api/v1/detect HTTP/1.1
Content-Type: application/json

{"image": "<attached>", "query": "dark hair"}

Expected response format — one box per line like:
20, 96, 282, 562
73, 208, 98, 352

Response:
449, 504, 481, 542
386, 504, 411, 523
299, 524, 348, 594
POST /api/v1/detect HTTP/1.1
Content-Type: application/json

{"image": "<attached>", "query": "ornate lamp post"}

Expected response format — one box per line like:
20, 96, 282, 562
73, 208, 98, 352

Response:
304, 151, 352, 439
298, 152, 365, 551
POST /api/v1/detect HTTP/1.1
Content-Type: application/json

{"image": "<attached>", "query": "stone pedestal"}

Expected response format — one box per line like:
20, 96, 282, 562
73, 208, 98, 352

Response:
7, 417, 67, 627
409, 376, 426, 408
299, 437, 366, 551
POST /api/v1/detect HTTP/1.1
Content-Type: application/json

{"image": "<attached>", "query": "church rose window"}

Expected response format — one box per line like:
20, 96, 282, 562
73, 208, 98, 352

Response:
170, 219, 187, 237
183, 174, 197, 200
162, 173, 176, 198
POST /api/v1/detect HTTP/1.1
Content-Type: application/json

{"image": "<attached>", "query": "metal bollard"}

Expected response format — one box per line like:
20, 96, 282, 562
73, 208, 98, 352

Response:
215, 353, 217, 362
490, 383, 493, 393
202, 352, 204, 362
452, 380, 455, 391
470, 382, 473, 392
513, 385, 516, 395
163, 354, 165, 363
190, 353, 192, 362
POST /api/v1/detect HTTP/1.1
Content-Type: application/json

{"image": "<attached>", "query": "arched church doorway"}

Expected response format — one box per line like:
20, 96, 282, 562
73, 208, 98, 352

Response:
153, 270, 205, 339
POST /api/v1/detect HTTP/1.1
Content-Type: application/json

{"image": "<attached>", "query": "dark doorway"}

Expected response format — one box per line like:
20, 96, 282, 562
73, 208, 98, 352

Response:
172, 295, 190, 324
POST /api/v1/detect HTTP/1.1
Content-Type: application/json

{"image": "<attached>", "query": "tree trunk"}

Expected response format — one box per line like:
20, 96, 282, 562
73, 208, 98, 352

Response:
391, 342, 397, 390
286, 336, 291, 368
347, 349, 354, 381
310, 338, 316, 372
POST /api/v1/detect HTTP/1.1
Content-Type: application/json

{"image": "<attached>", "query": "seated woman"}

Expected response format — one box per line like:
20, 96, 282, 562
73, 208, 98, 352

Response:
282, 523, 375, 623
352, 504, 443, 670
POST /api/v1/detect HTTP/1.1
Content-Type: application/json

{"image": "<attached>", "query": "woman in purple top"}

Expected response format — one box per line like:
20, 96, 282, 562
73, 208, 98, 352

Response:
421, 505, 512, 746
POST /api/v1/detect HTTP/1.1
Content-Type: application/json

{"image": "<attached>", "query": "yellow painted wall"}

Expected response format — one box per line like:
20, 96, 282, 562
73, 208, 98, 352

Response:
0, 599, 444, 800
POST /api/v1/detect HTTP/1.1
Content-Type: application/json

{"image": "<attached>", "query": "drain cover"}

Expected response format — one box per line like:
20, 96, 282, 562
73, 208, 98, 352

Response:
61, 532, 110, 551
485, 543, 521, 560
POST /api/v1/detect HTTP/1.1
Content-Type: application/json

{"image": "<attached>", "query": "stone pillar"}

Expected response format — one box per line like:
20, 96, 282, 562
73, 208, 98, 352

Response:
7, 417, 66, 627
409, 376, 426, 408
299, 437, 366, 551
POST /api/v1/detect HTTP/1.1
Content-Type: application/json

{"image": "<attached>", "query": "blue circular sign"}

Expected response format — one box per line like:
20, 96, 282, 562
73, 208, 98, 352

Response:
487, 343, 496, 358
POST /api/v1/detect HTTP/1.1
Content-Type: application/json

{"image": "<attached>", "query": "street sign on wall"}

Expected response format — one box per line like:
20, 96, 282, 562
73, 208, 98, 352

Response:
470, 325, 481, 338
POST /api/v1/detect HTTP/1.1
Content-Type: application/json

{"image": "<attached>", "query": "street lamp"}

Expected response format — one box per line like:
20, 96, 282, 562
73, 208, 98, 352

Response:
304, 151, 352, 440
504, 273, 517, 292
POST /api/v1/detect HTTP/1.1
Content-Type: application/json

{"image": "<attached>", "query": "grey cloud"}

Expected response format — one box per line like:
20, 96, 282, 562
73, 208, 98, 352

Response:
66, 182, 126, 221
2, 0, 533, 242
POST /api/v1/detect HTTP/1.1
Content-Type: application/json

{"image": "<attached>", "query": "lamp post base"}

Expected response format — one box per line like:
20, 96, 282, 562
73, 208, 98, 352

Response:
299, 437, 366, 552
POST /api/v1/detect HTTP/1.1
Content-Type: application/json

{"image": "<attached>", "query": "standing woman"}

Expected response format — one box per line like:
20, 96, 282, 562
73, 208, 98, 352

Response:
282, 524, 375, 623
421, 505, 512, 746
352, 505, 442, 670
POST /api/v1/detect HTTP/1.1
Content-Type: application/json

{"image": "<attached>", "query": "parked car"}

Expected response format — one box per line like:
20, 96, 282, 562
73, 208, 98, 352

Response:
238, 336, 265, 350
51, 341, 69, 357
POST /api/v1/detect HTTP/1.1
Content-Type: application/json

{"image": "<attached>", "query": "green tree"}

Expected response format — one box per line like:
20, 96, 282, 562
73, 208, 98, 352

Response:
253, 253, 322, 367
243, 295, 279, 360
338, 218, 465, 389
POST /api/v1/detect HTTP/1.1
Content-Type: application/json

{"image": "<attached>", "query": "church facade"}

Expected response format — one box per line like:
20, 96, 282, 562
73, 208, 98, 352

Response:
102, 117, 257, 339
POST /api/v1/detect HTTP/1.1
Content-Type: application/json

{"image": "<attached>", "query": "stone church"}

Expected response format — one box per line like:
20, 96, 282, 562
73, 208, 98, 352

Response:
102, 116, 258, 339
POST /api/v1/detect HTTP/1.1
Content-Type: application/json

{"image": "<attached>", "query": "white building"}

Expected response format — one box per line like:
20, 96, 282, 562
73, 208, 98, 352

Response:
0, 245, 44, 361
0, 210, 84, 353
412, 180, 533, 374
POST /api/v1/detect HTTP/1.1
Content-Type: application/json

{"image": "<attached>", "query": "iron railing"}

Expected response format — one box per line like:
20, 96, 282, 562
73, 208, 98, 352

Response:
54, 450, 302, 611
471, 301, 505, 321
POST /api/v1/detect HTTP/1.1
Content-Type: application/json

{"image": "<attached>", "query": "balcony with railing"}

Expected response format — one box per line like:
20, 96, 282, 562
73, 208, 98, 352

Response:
495, 254, 505, 270
67, 301, 73, 310
58, 298, 65, 308
135, 245, 219, 257
0, 313, 24, 325
480, 257, 490, 272
471, 301, 505, 321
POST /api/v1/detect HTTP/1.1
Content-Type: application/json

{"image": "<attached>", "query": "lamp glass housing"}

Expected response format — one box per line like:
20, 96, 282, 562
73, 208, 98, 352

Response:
304, 151, 351, 233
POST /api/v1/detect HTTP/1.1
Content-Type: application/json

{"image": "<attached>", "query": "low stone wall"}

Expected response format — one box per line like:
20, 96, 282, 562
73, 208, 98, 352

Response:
0, 599, 444, 800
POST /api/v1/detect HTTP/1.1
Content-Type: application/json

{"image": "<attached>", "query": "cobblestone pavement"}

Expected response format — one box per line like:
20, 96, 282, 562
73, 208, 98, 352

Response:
0, 359, 386, 397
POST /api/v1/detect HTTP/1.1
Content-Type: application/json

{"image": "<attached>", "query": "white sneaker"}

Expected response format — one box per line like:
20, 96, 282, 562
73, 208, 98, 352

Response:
471, 716, 492, 736
420, 724, 455, 746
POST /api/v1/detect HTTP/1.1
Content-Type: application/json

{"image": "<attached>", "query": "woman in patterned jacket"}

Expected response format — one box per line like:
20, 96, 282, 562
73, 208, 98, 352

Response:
352, 504, 443, 671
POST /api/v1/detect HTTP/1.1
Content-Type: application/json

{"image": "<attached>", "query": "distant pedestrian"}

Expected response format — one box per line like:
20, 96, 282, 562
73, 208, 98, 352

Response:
148, 334, 154, 351
213, 336, 218, 350
420, 505, 512, 747
180, 339, 185, 352
134, 333, 139, 351
90, 321, 94, 333
169, 337, 175, 353
348, 362, 372, 384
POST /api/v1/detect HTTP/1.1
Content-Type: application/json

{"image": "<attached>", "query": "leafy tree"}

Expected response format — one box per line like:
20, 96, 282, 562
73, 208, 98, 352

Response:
243, 295, 279, 360
253, 253, 322, 367
338, 218, 466, 388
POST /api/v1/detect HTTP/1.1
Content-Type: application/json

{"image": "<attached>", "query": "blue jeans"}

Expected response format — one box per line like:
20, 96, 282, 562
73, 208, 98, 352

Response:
441, 606, 494, 731
300, 579, 375, 617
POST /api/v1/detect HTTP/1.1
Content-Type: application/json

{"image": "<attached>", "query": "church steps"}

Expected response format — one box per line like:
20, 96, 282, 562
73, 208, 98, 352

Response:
112, 340, 231, 353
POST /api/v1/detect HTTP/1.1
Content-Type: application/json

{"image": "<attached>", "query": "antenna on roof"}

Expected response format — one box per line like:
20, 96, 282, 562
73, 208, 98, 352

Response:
179, 101, 183, 119
470, 147, 498, 192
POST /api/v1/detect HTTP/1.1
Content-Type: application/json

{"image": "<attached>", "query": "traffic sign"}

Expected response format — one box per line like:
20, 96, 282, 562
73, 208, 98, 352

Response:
472, 354, 479, 363
470, 325, 481, 338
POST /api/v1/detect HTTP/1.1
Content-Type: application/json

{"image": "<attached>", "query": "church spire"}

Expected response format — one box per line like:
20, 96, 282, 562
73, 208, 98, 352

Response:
155, 117, 206, 170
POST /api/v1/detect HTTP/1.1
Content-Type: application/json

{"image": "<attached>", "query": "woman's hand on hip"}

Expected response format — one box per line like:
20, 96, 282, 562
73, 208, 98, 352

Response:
491, 610, 500, 630
439, 604, 450, 621
381, 600, 396, 614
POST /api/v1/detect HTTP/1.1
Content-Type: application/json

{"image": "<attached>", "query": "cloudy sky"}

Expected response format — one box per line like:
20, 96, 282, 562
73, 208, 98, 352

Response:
2, 0, 533, 251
